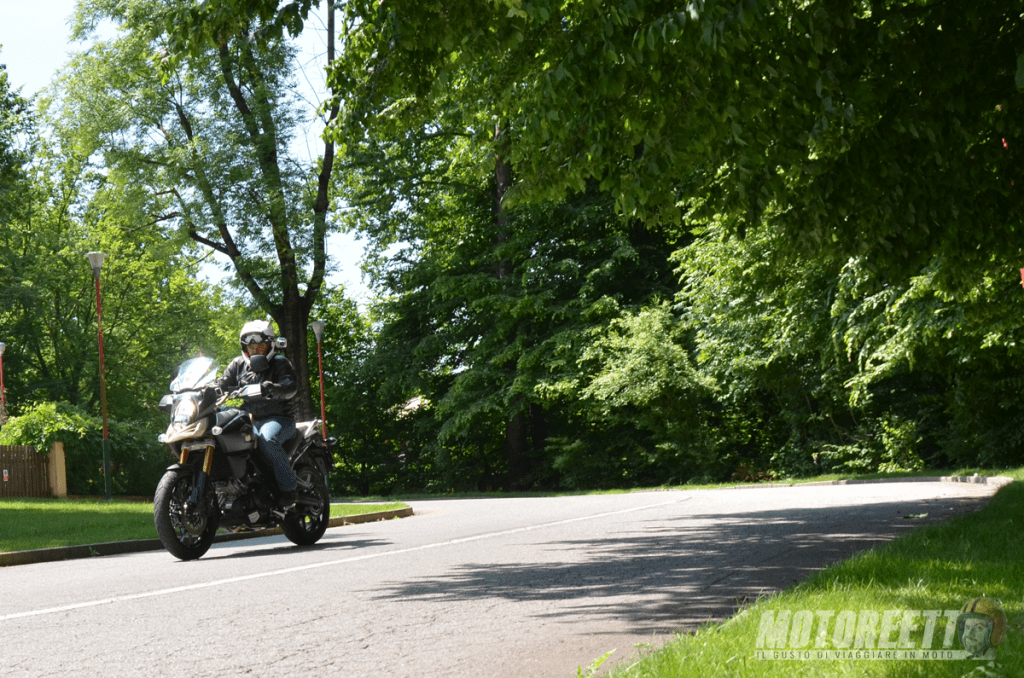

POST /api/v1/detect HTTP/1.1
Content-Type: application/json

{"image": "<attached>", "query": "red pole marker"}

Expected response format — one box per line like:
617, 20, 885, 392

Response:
0, 350, 5, 420
310, 321, 327, 441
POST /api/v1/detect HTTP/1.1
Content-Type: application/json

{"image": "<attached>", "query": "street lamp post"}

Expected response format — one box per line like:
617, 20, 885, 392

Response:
86, 252, 112, 501
311, 321, 327, 441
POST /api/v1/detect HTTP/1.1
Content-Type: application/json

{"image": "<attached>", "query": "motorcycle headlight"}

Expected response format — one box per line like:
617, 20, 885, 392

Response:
172, 397, 199, 425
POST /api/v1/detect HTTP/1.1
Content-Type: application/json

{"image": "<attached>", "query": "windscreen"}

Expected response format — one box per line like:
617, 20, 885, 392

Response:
169, 357, 219, 393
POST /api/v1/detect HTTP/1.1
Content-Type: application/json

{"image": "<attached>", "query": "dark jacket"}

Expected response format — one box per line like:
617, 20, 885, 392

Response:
217, 353, 298, 419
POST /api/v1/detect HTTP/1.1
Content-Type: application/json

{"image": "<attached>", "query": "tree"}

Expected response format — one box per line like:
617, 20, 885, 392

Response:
0, 51, 32, 263
675, 218, 864, 476
326, 0, 1024, 480
308, 287, 437, 495
674, 209, 1024, 475
137, 0, 1024, 482
342, 123, 684, 489
58, 0, 344, 418
0, 128, 235, 423
0, 53, 31, 424
0, 56, 254, 495
312, 0, 1024, 301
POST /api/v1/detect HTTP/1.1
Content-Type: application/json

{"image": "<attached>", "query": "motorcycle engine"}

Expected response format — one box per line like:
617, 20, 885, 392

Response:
214, 478, 248, 511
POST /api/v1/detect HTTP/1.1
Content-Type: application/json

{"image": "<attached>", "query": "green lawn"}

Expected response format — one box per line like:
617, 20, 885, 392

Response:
0, 499, 408, 553
600, 470, 1024, 678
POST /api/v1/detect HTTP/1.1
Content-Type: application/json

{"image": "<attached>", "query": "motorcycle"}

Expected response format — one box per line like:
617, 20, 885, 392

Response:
153, 356, 334, 561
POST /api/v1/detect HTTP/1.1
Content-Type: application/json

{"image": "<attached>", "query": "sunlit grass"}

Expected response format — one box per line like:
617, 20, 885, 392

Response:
0, 498, 408, 552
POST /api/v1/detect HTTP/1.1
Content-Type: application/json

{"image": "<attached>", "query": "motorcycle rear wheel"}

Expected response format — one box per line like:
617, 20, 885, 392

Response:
281, 465, 331, 546
154, 467, 220, 561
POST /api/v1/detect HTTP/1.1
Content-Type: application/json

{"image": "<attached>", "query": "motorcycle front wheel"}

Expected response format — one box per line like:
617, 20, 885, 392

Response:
153, 467, 220, 561
280, 465, 331, 546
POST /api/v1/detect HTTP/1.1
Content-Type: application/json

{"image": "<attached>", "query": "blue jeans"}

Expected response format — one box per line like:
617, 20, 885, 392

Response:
253, 416, 297, 492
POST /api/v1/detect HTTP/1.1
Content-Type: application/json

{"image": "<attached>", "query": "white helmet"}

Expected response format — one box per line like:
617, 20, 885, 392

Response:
239, 319, 278, 364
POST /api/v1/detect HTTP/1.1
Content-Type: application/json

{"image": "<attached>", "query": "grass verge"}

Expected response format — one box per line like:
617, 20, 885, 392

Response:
605, 476, 1024, 678
0, 499, 408, 553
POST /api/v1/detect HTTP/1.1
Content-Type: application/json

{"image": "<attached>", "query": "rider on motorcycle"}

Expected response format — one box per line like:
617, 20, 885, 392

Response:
217, 320, 298, 509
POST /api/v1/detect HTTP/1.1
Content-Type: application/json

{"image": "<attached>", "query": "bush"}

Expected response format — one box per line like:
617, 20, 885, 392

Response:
0, 401, 169, 496
813, 414, 925, 475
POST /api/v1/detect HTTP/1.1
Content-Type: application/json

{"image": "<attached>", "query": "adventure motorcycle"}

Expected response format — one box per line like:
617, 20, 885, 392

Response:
153, 356, 334, 561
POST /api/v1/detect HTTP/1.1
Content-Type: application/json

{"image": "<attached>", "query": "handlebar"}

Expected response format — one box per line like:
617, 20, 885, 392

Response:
158, 383, 266, 416
216, 383, 263, 406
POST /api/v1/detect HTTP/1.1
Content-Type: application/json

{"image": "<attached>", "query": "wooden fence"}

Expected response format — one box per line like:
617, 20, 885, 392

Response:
0, 443, 68, 499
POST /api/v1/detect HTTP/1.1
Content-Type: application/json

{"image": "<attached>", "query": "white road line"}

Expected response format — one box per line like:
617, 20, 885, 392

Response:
1, 496, 688, 622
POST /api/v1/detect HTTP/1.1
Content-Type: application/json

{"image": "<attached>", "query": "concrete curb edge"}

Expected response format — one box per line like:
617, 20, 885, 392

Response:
0, 506, 414, 568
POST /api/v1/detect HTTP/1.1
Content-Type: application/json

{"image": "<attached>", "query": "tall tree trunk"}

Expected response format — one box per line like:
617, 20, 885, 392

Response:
493, 123, 526, 489
273, 292, 314, 421
505, 409, 527, 490
530, 402, 547, 458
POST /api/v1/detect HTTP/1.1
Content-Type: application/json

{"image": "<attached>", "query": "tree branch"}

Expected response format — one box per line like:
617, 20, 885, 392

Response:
218, 42, 261, 140
305, 0, 340, 309
223, 36, 301, 305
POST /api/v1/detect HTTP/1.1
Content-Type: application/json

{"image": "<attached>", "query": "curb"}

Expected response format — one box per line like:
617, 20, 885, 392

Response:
730, 475, 1015, 490
0, 507, 414, 568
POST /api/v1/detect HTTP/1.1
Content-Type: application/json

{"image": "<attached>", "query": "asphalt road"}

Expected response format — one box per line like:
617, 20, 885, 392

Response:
0, 481, 1000, 678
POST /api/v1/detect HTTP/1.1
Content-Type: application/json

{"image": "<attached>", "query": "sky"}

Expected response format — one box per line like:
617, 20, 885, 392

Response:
0, 0, 371, 305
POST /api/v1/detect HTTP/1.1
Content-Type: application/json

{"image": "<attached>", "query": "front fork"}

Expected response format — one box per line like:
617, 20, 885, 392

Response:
181, 445, 214, 505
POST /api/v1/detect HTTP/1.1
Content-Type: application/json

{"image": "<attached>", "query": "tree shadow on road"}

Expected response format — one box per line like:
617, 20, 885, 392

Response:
370, 492, 990, 636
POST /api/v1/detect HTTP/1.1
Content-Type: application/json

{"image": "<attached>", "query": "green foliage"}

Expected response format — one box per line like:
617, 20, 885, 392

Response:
0, 401, 169, 496
0, 129, 237, 425
877, 415, 925, 474
547, 304, 725, 488
330, 0, 1024, 278
159, 0, 318, 57
577, 650, 615, 678
306, 286, 438, 496
18, 0, 1024, 493
331, 0, 1024, 489
324, 0, 1024, 487
60, 0, 345, 419
355, 176, 684, 489
0, 52, 32, 231
676, 218, 851, 478
0, 401, 93, 455
675, 203, 1024, 480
